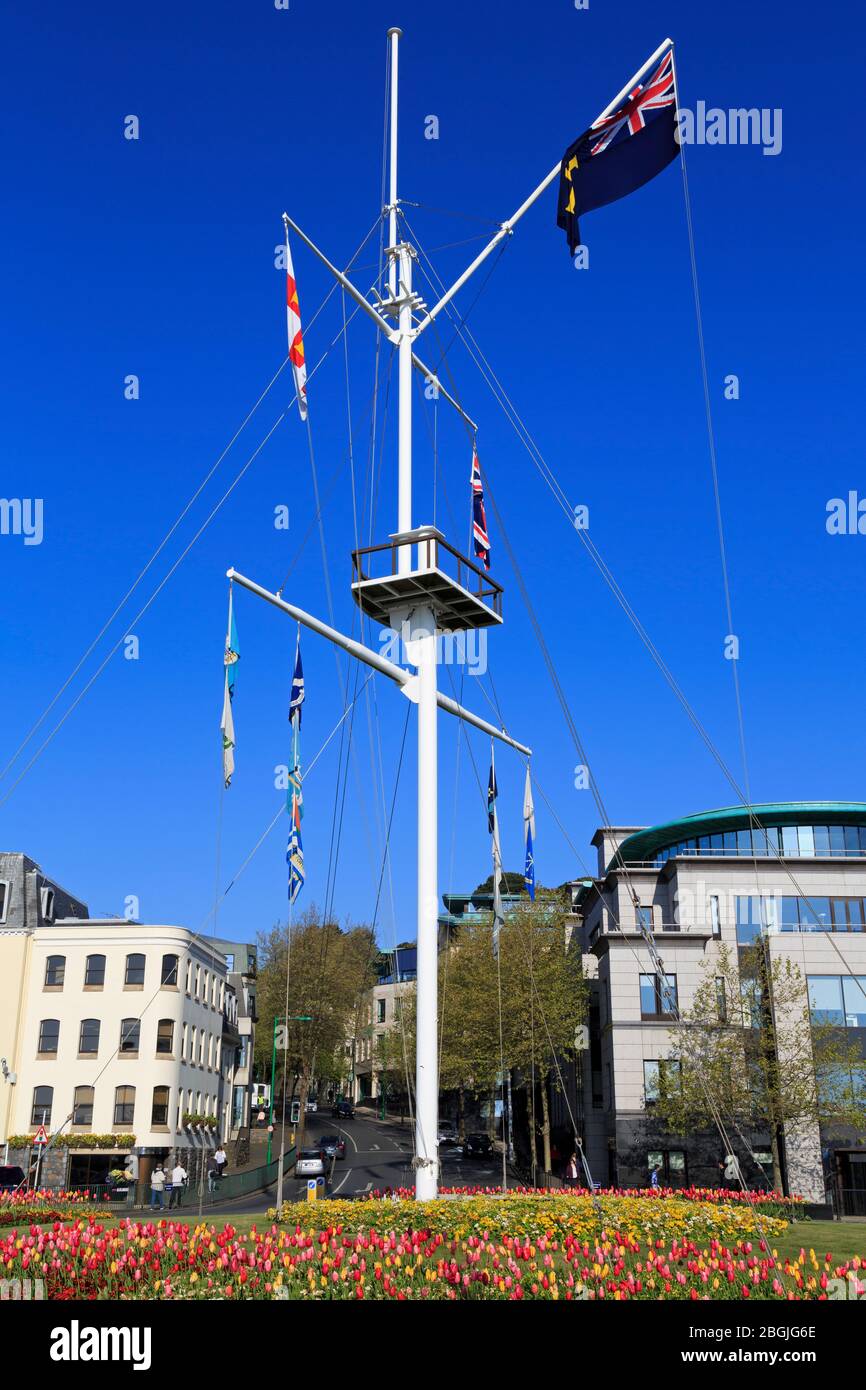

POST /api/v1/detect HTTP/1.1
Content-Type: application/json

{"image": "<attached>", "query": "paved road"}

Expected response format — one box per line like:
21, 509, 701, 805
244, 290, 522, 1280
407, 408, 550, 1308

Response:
298, 1108, 512, 1200
215, 1108, 513, 1213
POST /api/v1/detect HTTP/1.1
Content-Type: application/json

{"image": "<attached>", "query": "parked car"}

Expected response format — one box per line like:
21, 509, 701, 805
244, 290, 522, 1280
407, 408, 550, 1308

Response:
0, 1166, 25, 1192
295, 1148, 326, 1177
319, 1135, 346, 1160
332, 1100, 355, 1120
438, 1123, 459, 1147
305, 1098, 318, 1114
463, 1133, 494, 1159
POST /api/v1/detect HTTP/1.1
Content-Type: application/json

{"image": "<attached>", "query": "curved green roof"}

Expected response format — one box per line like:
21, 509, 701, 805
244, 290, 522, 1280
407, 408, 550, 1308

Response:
612, 801, 866, 869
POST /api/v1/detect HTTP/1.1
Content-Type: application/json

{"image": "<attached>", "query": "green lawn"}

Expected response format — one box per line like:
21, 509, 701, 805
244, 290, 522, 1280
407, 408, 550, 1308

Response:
770, 1219, 866, 1264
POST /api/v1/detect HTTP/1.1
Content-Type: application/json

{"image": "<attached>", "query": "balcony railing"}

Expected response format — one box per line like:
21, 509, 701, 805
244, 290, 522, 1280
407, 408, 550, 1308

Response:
351, 529, 503, 623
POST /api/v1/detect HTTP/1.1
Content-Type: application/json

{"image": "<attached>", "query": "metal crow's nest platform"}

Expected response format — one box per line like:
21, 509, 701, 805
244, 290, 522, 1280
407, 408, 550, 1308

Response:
351, 526, 503, 630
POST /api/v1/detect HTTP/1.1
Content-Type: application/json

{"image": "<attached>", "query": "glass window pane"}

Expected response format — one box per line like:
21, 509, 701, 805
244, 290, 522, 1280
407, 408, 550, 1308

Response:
698, 836, 710, 853
850, 900, 865, 931
802, 897, 831, 931
647, 1150, 663, 1169
668, 1151, 686, 1172
813, 825, 831, 855
808, 976, 844, 1025
782, 826, 799, 855
829, 825, 846, 855
723, 832, 737, 855
643, 1061, 660, 1103
765, 826, 780, 854
844, 825, 860, 855
640, 974, 658, 1013
798, 825, 815, 856
709, 834, 723, 853
779, 896, 800, 930
842, 977, 866, 1028
737, 828, 752, 854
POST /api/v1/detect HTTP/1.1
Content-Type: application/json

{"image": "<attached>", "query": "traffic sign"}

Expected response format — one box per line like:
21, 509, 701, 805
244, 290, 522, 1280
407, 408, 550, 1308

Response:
306, 1178, 318, 1202
33, 1125, 48, 1146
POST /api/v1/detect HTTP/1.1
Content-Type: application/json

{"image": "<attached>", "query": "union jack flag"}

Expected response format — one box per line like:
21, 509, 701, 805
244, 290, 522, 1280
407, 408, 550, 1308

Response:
588, 50, 675, 155
471, 451, 491, 571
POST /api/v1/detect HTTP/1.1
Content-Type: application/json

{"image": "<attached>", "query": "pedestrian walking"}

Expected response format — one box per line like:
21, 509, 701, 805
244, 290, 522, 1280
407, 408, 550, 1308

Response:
169, 1160, 188, 1208
150, 1163, 166, 1212
214, 1144, 227, 1177
650, 1166, 660, 1189
257, 1107, 266, 1128
565, 1152, 580, 1188
207, 1165, 220, 1194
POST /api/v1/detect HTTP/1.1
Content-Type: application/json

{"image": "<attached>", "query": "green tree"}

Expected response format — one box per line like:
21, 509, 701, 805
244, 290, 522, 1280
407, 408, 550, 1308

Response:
652, 943, 866, 1192
437, 901, 587, 1169
256, 908, 377, 1142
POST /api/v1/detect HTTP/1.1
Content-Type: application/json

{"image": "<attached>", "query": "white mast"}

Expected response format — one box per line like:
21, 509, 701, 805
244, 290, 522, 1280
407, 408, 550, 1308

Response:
385, 26, 438, 1199
241, 27, 542, 1200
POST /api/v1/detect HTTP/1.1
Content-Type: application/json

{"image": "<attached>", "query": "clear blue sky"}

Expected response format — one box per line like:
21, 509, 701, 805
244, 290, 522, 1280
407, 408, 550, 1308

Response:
4, 0, 864, 953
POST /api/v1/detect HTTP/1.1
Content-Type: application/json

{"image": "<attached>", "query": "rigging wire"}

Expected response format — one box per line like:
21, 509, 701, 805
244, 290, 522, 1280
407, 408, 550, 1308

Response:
1, 214, 384, 792
410, 240, 793, 1209
0, 413, 285, 811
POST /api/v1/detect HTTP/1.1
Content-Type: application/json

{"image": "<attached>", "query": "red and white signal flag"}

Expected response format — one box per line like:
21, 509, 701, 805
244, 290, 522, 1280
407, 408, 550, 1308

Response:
283, 217, 308, 421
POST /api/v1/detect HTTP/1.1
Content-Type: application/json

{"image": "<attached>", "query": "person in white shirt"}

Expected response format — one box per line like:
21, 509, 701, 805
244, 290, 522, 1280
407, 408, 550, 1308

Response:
150, 1164, 166, 1211
169, 1161, 188, 1208
214, 1145, 227, 1176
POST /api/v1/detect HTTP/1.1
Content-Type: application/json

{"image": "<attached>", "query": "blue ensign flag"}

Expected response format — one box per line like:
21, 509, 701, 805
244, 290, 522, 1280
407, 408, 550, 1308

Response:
557, 46, 679, 254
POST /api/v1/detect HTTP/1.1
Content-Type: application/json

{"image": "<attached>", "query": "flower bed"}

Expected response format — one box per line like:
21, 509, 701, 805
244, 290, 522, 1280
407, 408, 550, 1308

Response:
0, 1211, 860, 1301
269, 1191, 797, 1247
0, 1194, 857, 1302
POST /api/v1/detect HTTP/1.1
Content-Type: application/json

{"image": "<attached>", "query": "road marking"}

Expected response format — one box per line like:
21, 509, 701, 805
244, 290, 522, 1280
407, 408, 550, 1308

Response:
371, 1143, 380, 1151
331, 1167, 353, 1196
364, 1181, 372, 1192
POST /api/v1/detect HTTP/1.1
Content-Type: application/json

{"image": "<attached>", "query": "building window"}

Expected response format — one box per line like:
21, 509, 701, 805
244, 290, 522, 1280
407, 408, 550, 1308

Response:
643, 1059, 681, 1105
124, 953, 145, 987
37, 1019, 60, 1054
648, 1149, 688, 1187
156, 1019, 174, 1055
709, 895, 721, 937
194, 966, 201, 998
186, 961, 192, 994
73, 1085, 94, 1127
181, 1022, 188, 1060
113, 1086, 135, 1126
44, 955, 65, 988
0, 880, 10, 924
639, 973, 677, 1019
636, 905, 653, 932
808, 975, 866, 1028
84, 954, 106, 987
377, 998, 386, 1024
119, 1018, 141, 1054
79, 1018, 100, 1055
199, 1032, 206, 1066
160, 954, 179, 987
843, 976, 866, 1027
40, 888, 55, 921
31, 1086, 53, 1126
151, 1086, 170, 1127
715, 978, 727, 1023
